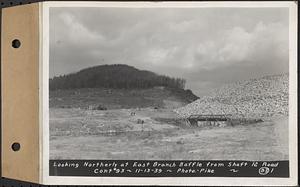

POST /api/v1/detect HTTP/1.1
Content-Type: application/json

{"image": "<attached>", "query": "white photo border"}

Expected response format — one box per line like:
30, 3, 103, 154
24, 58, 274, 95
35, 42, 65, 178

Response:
40, 1, 298, 185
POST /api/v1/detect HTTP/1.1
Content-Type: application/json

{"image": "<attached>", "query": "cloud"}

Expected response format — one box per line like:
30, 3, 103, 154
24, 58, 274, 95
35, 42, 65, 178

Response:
49, 7, 289, 96
52, 12, 106, 48
190, 21, 288, 71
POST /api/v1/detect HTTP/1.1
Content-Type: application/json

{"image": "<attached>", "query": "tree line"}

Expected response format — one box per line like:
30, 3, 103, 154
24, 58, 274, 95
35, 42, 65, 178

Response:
49, 64, 186, 90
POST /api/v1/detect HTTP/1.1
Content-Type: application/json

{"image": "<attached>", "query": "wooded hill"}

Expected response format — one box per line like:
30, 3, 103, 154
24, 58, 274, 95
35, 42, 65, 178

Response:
50, 64, 186, 90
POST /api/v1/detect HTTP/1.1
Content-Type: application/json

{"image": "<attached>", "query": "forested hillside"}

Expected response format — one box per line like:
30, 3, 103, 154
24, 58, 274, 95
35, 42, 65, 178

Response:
50, 64, 186, 90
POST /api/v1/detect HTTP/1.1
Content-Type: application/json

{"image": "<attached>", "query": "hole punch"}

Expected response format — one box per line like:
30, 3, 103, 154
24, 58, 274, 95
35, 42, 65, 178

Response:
12, 39, 21, 48
11, 142, 21, 151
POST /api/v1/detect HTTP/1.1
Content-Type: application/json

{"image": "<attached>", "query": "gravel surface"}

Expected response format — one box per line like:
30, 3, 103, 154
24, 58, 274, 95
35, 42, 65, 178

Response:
175, 74, 288, 119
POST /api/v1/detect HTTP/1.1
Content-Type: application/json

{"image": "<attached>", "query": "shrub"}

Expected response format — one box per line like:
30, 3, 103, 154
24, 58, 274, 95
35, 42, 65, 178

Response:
94, 104, 107, 110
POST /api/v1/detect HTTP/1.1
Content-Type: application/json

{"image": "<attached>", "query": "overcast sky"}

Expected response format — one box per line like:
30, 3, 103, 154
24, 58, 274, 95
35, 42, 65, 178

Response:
49, 7, 289, 96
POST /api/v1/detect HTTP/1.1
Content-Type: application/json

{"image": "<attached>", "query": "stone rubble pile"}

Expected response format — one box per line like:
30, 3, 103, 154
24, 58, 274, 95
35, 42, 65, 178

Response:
175, 74, 288, 119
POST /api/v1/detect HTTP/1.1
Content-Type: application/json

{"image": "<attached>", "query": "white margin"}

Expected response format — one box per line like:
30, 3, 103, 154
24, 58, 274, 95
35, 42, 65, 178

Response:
40, 1, 298, 186
39, 2, 43, 183
41, 1, 50, 184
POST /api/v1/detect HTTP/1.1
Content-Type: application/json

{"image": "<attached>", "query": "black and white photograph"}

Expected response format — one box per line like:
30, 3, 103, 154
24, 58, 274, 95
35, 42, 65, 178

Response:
49, 5, 289, 160
43, 1, 297, 184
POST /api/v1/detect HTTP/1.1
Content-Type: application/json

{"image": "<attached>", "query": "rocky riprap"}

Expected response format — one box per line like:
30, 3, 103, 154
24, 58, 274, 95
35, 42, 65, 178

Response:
175, 74, 288, 119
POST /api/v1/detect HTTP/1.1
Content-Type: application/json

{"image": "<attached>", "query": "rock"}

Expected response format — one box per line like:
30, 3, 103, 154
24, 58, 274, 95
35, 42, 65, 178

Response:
175, 74, 288, 120
176, 139, 184, 144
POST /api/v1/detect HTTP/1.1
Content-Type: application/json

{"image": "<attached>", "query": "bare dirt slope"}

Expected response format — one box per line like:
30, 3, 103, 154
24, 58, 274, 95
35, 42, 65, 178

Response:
50, 87, 197, 110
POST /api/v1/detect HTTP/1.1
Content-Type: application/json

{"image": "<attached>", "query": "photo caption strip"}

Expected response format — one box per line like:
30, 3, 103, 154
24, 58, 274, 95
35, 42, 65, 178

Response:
49, 160, 289, 177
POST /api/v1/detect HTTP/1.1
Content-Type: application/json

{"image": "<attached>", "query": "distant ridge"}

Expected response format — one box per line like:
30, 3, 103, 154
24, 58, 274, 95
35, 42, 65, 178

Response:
50, 64, 186, 90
